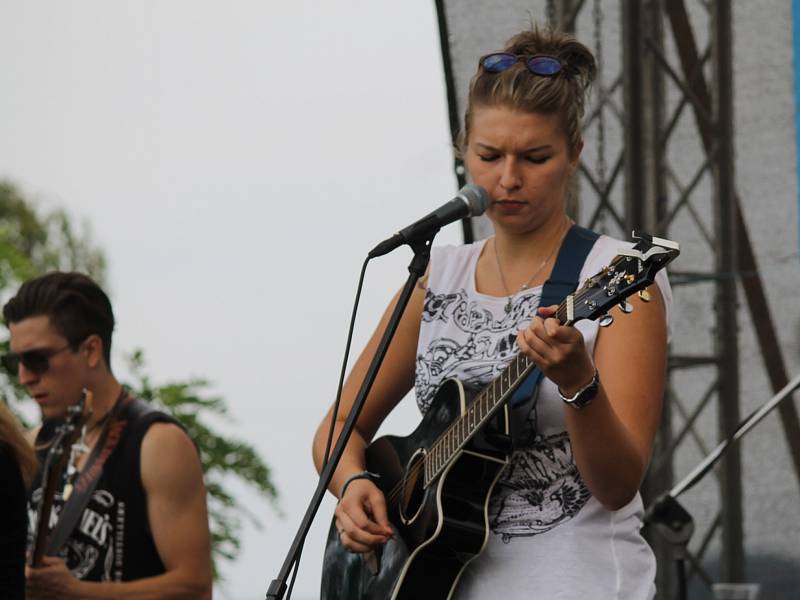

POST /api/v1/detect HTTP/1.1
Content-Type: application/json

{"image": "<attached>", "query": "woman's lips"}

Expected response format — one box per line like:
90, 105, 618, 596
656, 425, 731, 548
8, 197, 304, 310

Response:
493, 199, 528, 211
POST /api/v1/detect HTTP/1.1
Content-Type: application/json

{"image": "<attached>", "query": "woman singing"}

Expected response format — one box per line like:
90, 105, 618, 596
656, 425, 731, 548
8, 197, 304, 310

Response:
313, 26, 671, 598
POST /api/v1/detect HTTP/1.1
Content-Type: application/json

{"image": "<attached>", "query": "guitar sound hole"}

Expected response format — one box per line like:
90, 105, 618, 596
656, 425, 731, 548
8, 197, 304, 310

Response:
399, 449, 426, 525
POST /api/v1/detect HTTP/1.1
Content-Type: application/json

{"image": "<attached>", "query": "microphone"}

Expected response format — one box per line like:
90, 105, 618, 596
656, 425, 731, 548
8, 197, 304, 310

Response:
368, 184, 489, 258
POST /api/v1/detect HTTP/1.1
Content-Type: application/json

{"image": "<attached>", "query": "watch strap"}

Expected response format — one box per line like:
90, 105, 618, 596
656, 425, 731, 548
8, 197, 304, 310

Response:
559, 369, 600, 409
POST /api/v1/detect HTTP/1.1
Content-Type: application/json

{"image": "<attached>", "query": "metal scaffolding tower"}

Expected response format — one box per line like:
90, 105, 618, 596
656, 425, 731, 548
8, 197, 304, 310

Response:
436, 0, 800, 596
546, 0, 800, 596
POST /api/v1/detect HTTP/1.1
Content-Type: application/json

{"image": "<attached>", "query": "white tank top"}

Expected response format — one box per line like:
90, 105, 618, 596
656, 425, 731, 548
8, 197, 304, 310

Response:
414, 234, 672, 599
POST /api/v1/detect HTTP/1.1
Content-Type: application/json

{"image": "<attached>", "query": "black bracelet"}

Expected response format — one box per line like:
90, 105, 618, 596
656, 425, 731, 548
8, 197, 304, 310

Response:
339, 470, 380, 501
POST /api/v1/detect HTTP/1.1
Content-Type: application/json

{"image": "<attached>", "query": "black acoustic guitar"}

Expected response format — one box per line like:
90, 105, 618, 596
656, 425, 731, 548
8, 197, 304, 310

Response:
321, 232, 679, 600
29, 389, 92, 567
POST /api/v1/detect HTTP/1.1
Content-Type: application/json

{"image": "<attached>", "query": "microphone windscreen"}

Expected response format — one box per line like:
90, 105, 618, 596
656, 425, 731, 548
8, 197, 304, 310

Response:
458, 184, 489, 217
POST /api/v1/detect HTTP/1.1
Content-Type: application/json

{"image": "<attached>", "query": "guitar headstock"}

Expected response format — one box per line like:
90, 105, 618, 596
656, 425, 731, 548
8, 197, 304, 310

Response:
37, 388, 93, 495
58, 388, 93, 439
563, 231, 679, 326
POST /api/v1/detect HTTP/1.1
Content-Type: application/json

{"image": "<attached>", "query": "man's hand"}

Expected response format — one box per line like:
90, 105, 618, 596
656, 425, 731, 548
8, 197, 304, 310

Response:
24, 423, 212, 600
26, 556, 80, 600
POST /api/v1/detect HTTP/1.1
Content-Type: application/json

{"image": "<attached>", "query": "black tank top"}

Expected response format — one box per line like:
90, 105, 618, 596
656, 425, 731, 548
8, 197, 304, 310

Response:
28, 397, 180, 582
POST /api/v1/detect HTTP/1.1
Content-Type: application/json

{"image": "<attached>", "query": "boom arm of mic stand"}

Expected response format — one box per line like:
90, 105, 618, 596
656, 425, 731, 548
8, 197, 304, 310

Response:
643, 371, 800, 600
265, 237, 434, 600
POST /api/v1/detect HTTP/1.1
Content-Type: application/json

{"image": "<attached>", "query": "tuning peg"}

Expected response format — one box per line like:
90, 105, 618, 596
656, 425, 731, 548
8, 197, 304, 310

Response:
618, 300, 633, 314
638, 289, 652, 303
599, 314, 614, 327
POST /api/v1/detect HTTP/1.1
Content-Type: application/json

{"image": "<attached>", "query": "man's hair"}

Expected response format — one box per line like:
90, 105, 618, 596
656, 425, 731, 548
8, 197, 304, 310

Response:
3, 272, 115, 367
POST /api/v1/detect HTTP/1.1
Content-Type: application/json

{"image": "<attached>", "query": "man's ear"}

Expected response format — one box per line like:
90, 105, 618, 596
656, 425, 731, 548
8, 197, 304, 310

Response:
83, 334, 105, 369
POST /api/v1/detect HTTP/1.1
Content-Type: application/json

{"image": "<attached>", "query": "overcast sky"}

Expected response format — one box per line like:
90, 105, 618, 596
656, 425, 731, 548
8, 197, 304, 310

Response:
0, 2, 467, 598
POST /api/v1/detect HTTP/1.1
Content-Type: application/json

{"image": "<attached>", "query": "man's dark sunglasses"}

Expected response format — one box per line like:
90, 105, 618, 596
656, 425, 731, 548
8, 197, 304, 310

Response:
479, 52, 565, 77
1, 344, 72, 376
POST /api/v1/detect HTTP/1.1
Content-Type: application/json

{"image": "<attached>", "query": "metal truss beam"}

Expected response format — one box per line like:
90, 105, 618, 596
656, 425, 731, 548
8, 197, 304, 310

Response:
551, 0, 800, 595
437, 0, 800, 596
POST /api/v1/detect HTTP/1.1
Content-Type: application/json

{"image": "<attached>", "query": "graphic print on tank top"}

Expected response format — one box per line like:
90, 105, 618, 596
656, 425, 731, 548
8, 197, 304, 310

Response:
488, 398, 591, 541
416, 286, 591, 542
28, 486, 126, 581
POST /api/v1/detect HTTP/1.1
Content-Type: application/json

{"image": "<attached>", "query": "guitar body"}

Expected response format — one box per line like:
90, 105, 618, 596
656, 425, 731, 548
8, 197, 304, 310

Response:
321, 379, 509, 600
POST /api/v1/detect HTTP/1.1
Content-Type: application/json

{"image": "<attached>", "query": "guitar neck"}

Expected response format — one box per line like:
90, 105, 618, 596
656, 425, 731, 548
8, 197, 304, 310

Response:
422, 235, 679, 487
29, 389, 92, 567
424, 341, 539, 484
31, 436, 70, 567
422, 254, 643, 484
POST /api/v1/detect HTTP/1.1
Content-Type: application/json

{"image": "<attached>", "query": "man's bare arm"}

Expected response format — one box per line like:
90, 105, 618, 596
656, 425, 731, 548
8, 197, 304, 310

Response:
49, 422, 214, 600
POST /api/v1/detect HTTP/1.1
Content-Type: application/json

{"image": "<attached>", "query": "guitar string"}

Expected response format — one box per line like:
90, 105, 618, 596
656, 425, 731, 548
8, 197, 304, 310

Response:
430, 263, 618, 427
385, 256, 639, 507
386, 314, 638, 505
384, 265, 611, 505
418, 262, 616, 461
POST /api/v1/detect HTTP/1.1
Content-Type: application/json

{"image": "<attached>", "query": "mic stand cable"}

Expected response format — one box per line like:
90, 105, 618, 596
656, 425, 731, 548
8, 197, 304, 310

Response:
321, 255, 371, 469
280, 255, 371, 600
266, 235, 435, 600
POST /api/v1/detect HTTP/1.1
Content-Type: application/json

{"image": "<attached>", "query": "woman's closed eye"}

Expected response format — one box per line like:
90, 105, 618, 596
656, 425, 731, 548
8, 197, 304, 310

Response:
525, 155, 550, 164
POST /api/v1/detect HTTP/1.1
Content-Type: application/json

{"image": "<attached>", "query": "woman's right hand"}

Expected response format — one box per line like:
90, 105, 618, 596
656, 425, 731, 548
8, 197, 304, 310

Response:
334, 478, 394, 553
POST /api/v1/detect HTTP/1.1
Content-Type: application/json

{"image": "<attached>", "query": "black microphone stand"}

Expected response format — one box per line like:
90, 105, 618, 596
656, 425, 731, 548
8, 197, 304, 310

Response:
265, 235, 435, 600
644, 372, 800, 600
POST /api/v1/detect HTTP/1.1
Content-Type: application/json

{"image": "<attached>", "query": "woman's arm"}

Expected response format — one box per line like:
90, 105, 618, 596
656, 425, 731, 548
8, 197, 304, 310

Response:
518, 281, 668, 510
312, 283, 425, 551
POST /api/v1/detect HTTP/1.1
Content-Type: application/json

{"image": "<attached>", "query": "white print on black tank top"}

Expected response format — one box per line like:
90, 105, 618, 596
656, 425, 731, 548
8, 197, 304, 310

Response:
28, 487, 125, 581
416, 287, 591, 542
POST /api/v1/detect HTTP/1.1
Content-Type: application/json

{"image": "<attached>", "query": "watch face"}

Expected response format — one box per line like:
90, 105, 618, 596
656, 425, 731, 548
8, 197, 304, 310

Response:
571, 388, 594, 407
561, 372, 599, 409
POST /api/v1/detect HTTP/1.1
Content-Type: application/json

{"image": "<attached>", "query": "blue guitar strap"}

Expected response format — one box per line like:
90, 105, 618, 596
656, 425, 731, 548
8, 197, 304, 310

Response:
508, 224, 599, 419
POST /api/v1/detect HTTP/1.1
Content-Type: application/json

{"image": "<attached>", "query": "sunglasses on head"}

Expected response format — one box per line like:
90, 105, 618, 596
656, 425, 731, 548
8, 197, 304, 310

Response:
1, 344, 73, 376
479, 52, 565, 77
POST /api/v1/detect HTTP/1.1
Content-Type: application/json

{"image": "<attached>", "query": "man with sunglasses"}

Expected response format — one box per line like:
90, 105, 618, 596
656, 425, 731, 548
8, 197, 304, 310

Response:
2, 272, 212, 599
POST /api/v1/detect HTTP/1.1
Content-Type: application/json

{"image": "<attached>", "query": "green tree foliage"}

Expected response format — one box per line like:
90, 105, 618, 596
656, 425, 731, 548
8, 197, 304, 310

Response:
0, 179, 107, 405
126, 350, 279, 578
0, 179, 278, 577
0, 180, 106, 291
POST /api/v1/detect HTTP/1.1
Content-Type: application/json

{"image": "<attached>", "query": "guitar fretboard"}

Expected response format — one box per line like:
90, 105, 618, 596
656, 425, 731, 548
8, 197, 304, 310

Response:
412, 236, 679, 493
420, 256, 632, 487
422, 299, 573, 486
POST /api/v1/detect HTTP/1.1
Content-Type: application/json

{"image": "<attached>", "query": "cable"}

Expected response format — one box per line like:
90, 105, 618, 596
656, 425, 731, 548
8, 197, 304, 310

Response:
322, 255, 371, 468
284, 547, 301, 600
280, 255, 371, 600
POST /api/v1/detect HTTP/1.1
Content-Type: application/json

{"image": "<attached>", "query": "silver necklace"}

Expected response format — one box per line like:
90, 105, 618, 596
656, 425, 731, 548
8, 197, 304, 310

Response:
494, 219, 570, 314
64, 425, 91, 500
63, 389, 124, 499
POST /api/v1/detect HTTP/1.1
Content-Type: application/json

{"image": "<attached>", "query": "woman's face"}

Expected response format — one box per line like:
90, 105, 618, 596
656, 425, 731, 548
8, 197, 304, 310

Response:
465, 105, 580, 235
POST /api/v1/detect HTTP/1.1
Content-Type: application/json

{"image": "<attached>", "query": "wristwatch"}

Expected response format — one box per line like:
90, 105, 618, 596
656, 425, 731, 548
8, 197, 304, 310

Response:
558, 369, 600, 410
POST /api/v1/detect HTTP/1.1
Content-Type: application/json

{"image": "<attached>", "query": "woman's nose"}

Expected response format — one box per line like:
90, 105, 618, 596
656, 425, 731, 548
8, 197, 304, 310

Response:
499, 158, 522, 192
